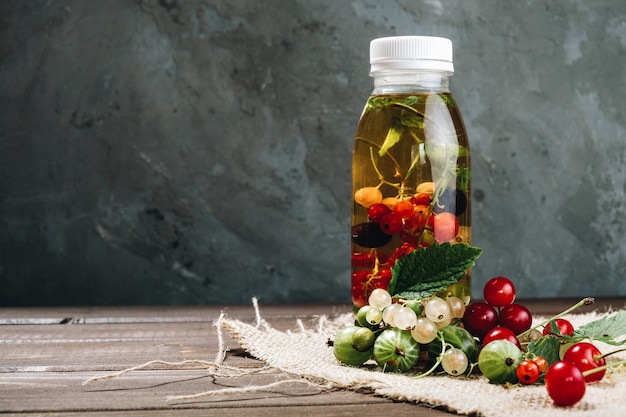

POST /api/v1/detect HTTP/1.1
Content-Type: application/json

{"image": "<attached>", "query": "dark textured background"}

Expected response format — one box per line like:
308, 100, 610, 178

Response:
2, 0, 626, 306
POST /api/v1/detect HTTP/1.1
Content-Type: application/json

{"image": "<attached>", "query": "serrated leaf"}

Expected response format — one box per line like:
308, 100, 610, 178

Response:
528, 336, 561, 366
388, 243, 482, 299
568, 310, 626, 346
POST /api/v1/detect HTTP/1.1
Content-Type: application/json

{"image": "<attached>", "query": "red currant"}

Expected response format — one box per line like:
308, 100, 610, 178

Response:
483, 276, 516, 307
516, 359, 541, 384
367, 203, 391, 222
545, 361, 586, 407
563, 342, 606, 383
410, 193, 431, 206
379, 212, 404, 235
388, 242, 416, 266
543, 318, 575, 337
351, 252, 374, 268
498, 303, 532, 335
351, 252, 389, 268
404, 204, 429, 234
351, 271, 371, 307
392, 200, 414, 218
462, 302, 498, 339
351, 269, 392, 307
532, 356, 549, 373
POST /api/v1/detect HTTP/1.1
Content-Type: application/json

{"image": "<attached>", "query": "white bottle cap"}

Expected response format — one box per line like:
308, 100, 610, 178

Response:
370, 36, 454, 74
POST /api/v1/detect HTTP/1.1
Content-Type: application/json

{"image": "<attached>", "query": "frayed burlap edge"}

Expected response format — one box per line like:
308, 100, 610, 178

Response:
219, 301, 626, 417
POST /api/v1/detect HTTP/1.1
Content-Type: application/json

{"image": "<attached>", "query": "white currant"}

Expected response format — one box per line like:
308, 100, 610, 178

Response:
365, 307, 383, 325
410, 317, 438, 344
392, 306, 418, 330
382, 303, 402, 328
368, 288, 392, 310
441, 348, 469, 376
424, 297, 452, 324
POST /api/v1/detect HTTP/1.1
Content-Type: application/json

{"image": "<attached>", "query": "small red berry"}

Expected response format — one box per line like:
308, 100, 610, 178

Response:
516, 359, 541, 384
483, 276, 516, 307
379, 212, 404, 235
543, 318, 575, 337
563, 342, 606, 383
545, 361, 586, 407
367, 203, 391, 222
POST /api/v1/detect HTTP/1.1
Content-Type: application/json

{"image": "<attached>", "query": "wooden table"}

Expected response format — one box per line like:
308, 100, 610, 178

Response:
1, 298, 624, 416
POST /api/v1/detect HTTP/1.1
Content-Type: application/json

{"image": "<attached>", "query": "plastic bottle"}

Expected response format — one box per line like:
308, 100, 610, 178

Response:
351, 36, 471, 308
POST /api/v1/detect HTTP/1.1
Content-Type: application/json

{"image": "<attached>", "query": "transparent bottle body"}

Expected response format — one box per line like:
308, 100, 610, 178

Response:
351, 72, 471, 308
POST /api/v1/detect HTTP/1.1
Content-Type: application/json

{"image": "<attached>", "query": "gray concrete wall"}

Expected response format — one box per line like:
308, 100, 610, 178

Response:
1, 0, 625, 306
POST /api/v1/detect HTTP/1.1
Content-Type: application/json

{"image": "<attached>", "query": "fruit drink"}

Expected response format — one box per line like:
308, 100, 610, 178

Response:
351, 92, 471, 308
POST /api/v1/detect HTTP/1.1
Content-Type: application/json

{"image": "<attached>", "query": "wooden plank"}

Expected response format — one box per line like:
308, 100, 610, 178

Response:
0, 370, 452, 416
0, 403, 449, 417
0, 304, 352, 324
1, 299, 625, 416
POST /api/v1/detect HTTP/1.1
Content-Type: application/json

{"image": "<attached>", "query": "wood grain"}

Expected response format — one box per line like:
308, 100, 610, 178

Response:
1, 298, 623, 416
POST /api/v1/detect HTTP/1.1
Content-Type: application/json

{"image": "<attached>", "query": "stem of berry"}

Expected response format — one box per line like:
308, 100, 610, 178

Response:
582, 359, 626, 377
517, 297, 595, 340
413, 332, 456, 379
596, 347, 626, 362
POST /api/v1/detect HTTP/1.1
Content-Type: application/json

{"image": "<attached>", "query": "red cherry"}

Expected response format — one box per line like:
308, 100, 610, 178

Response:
482, 326, 521, 349
498, 303, 532, 335
462, 302, 498, 339
483, 276, 516, 307
563, 342, 606, 383
543, 318, 575, 337
545, 361, 586, 407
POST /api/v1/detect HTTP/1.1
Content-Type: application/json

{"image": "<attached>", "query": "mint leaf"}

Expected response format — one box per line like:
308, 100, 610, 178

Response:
378, 123, 403, 156
567, 310, 626, 346
388, 243, 482, 299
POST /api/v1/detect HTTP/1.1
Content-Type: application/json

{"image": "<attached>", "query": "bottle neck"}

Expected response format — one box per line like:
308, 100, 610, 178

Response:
371, 71, 451, 95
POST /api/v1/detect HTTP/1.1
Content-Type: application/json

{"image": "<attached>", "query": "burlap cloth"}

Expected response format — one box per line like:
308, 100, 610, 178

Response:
221, 306, 626, 417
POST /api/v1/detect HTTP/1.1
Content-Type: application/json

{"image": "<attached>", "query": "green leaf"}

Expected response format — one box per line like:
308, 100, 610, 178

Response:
388, 243, 482, 299
567, 310, 626, 346
366, 96, 392, 110
378, 123, 403, 157
528, 336, 561, 366
457, 164, 471, 193
399, 116, 424, 129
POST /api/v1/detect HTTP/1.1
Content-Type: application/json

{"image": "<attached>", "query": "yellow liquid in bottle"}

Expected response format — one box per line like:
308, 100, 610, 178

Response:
351, 93, 471, 307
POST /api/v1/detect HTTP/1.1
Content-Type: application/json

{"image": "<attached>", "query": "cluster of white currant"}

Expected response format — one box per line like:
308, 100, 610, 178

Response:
363, 288, 465, 342
357, 288, 471, 376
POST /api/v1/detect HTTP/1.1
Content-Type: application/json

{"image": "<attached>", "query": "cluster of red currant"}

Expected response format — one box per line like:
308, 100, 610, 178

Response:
351, 184, 468, 308
358, 185, 462, 259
